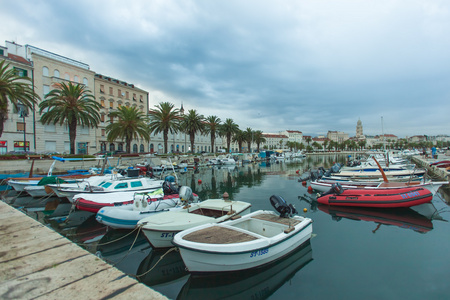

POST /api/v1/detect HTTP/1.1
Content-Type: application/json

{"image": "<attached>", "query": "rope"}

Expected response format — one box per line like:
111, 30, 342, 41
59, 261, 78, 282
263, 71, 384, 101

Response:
110, 226, 143, 267
134, 247, 179, 278
96, 225, 142, 246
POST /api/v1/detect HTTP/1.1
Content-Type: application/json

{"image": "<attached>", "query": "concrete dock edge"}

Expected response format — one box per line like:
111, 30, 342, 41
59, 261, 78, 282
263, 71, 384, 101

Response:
0, 201, 168, 300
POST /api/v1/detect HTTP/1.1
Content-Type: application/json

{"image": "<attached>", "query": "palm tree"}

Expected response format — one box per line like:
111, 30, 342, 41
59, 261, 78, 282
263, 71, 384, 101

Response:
253, 130, 265, 152
39, 82, 101, 154
148, 102, 180, 154
106, 106, 150, 153
0, 60, 40, 138
204, 115, 221, 153
244, 127, 253, 153
181, 109, 205, 153
219, 118, 239, 153
233, 130, 247, 152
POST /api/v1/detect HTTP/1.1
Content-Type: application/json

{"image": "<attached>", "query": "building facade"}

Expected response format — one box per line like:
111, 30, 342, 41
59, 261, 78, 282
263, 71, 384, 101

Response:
94, 74, 149, 153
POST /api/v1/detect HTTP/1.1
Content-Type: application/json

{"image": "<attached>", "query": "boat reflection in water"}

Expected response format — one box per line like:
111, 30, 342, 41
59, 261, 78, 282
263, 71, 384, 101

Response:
318, 205, 434, 234
136, 248, 190, 299
177, 240, 313, 300
96, 229, 151, 275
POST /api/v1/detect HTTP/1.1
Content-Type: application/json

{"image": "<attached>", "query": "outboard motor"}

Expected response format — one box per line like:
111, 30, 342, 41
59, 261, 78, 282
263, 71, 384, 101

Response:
321, 183, 344, 197
163, 181, 179, 195
178, 186, 193, 202
270, 195, 297, 218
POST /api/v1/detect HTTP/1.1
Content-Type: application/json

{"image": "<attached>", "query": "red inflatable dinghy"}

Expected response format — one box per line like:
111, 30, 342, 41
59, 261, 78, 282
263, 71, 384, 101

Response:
317, 184, 433, 208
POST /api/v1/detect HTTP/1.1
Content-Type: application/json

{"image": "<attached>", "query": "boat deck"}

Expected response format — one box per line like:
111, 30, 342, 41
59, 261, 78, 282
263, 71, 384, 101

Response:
251, 213, 302, 226
183, 226, 259, 244
182, 213, 302, 244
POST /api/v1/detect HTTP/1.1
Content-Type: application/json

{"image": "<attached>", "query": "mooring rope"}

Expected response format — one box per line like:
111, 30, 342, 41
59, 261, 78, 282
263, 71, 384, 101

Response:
96, 225, 142, 246
109, 226, 144, 267
134, 247, 179, 278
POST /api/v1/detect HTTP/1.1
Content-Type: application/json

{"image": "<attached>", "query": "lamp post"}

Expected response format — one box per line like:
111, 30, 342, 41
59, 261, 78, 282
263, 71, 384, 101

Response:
18, 104, 28, 152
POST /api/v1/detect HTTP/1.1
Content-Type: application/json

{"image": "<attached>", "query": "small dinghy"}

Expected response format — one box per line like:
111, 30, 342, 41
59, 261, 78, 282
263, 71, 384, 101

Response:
172, 195, 313, 273
316, 183, 433, 208
96, 186, 198, 229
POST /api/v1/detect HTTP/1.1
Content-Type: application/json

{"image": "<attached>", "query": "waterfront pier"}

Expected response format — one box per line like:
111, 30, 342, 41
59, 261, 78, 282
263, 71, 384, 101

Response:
0, 201, 167, 300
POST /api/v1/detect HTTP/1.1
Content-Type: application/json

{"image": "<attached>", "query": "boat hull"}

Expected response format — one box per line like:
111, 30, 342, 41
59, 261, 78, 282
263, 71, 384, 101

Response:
173, 210, 313, 273
317, 187, 433, 208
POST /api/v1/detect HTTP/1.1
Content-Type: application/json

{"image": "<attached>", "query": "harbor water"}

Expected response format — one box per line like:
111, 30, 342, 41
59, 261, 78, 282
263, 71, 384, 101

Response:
3, 154, 450, 299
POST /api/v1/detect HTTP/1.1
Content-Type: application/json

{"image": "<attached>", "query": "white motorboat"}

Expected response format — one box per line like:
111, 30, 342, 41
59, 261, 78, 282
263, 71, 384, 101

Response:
220, 155, 236, 165
173, 195, 312, 273
137, 198, 252, 249
52, 174, 163, 200
95, 186, 198, 229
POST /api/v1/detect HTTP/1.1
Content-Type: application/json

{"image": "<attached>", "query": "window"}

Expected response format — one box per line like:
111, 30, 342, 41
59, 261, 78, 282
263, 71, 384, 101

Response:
140, 95, 143, 102
14, 141, 29, 152
54, 70, 60, 78
43, 85, 50, 97
17, 122, 25, 132
130, 181, 143, 188
101, 129, 105, 136
42, 67, 49, 77
133, 93, 137, 101
45, 124, 56, 132
100, 85, 105, 93
109, 87, 113, 95
126, 91, 129, 99
133, 144, 138, 153
45, 141, 56, 152
101, 114, 105, 122
83, 77, 88, 86
114, 182, 128, 189
0, 141, 6, 154
100, 182, 112, 188
118, 89, 122, 97
109, 101, 113, 109
101, 99, 105, 107
74, 75, 79, 82
64, 73, 70, 80
14, 67, 28, 77
140, 144, 144, 153
110, 115, 114, 123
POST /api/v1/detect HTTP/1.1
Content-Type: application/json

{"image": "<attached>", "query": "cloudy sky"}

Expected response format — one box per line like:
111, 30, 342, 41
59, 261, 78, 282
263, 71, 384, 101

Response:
2, 0, 449, 138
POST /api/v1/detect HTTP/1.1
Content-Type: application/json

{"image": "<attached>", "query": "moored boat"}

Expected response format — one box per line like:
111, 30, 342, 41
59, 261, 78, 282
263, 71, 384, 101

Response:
316, 183, 433, 208
95, 186, 198, 229
172, 195, 312, 273
310, 179, 447, 196
137, 196, 252, 249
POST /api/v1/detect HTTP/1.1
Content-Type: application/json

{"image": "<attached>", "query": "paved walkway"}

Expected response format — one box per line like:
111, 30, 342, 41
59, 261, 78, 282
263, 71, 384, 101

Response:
0, 201, 167, 300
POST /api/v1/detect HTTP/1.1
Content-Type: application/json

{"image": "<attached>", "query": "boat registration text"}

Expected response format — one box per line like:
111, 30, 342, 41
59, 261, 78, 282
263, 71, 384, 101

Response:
250, 248, 269, 258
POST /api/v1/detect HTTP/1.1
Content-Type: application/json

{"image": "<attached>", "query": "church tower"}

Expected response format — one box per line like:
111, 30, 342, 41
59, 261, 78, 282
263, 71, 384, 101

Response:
356, 119, 363, 138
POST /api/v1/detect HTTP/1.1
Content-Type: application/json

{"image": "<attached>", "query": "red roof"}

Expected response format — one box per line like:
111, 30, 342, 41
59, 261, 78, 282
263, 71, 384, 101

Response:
7, 54, 31, 66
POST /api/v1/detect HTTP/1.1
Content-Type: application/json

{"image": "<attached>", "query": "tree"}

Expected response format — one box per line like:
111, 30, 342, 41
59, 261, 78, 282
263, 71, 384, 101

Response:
106, 106, 150, 153
219, 118, 239, 153
0, 60, 40, 138
253, 130, 265, 152
233, 130, 246, 153
39, 82, 100, 154
244, 127, 253, 153
181, 109, 205, 153
305, 136, 312, 145
148, 102, 180, 154
204, 115, 221, 153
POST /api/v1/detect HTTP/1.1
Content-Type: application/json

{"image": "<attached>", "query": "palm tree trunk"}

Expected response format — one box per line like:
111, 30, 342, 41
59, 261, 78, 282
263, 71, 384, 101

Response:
69, 121, 77, 154
211, 133, 215, 153
163, 130, 168, 153
190, 132, 195, 153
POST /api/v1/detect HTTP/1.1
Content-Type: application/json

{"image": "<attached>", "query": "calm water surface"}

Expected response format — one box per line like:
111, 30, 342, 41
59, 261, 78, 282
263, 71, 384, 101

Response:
10, 154, 450, 300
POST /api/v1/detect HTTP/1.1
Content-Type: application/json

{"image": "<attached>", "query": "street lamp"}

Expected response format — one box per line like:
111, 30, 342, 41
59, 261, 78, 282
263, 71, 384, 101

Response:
18, 103, 28, 152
